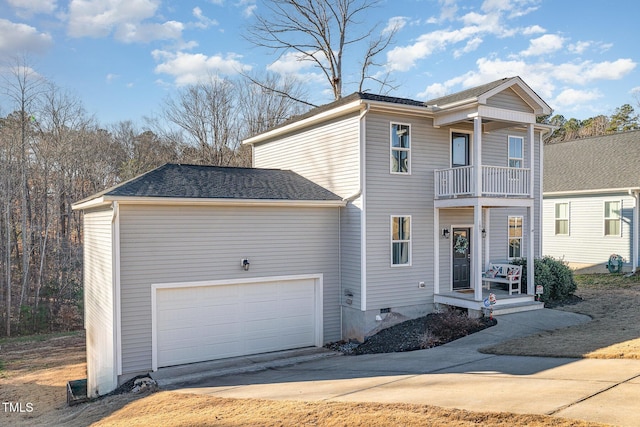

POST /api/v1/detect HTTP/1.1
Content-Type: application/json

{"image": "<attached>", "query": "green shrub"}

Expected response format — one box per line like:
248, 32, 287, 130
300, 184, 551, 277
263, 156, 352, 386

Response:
510, 257, 576, 302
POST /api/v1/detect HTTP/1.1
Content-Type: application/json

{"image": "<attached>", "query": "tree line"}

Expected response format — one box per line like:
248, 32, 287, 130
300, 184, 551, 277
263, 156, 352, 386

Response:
0, 60, 308, 336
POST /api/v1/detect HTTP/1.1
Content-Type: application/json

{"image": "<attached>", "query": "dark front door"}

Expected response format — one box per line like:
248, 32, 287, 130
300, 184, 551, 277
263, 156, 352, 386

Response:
452, 228, 471, 289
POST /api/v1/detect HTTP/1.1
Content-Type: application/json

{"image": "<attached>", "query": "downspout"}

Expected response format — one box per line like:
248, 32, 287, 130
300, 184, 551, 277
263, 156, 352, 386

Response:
340, 102, 370, 328
111, 201, 122, 379
629, 189, 640, 274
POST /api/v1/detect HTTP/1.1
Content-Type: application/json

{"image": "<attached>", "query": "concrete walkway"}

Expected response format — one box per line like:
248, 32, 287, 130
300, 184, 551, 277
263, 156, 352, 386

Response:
153, 309, 640, 426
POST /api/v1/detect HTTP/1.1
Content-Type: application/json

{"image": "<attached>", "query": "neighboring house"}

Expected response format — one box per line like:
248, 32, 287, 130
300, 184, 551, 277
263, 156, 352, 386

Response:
73, 76, 552, 398
543, 130, 640, 273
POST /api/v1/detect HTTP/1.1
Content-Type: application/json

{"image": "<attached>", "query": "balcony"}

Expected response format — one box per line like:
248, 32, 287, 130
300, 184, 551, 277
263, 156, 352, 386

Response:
435, 165, 531, 199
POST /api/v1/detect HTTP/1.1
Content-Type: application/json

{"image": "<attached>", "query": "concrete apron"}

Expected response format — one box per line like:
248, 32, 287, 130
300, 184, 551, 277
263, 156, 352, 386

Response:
158, 310, 640, 427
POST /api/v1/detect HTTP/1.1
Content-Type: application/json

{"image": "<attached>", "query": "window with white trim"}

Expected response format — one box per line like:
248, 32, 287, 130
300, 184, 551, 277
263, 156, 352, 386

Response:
390, 123, 410, 174
508, 216, 523, 259
604, 201, 621, 236
391, 216, 411, 266
555, 202, 569, 235
508, 136, 524, 168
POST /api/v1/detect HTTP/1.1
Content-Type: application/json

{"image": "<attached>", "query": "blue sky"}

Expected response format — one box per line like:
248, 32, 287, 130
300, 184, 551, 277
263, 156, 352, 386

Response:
1, 0, 638, 126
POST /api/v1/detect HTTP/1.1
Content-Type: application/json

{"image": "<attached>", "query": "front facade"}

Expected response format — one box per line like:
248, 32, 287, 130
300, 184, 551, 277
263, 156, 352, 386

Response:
246, 76, 551, 339
543, 131, 640, 273
76, 76, 552, 397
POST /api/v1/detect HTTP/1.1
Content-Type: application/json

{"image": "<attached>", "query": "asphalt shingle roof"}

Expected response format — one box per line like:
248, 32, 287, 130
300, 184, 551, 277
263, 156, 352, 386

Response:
84, 164, 343, 202
424, 78, 512, 107
544, 130, 640, 193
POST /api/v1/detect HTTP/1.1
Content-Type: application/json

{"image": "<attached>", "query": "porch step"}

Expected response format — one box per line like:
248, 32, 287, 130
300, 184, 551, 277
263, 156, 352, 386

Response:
489, 301, 544, 316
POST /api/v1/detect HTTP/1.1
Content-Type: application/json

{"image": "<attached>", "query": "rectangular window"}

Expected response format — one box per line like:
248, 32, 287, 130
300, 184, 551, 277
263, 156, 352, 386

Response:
508, 136, 524, 168
390, 123, 410, 174
451, 132, 470, 167
391, 216, 411, 266
555, 203, 569, 235
508, 216, 523, 259
604, 201, 621, 236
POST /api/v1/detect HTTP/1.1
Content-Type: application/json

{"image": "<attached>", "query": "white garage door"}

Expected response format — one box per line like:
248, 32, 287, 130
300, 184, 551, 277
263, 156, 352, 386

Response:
153, 276, 321, 369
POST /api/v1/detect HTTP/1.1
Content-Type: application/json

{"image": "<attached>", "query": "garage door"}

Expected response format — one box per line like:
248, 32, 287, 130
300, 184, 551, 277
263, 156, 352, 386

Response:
153, 276, 321, 369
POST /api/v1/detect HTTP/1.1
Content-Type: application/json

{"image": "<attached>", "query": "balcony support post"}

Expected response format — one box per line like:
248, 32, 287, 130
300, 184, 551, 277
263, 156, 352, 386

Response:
473, 116, 482, 197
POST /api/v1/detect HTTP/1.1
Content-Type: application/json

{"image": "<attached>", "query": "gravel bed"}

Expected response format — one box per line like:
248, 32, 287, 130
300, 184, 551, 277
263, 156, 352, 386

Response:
326, 311, 497, 355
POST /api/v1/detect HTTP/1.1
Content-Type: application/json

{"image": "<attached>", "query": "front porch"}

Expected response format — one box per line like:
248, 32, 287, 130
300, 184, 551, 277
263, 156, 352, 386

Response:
435, 288, 544, 315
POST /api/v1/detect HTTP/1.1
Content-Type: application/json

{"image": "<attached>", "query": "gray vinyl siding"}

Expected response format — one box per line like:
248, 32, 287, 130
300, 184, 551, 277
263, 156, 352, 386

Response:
363, 112, 447, 309
543, 194, 634, 264
82, 207, 115, 397
340, 199, 362, 308
487, 88, 534, 113
117, 204, 340, 374
253, 112, 361, 199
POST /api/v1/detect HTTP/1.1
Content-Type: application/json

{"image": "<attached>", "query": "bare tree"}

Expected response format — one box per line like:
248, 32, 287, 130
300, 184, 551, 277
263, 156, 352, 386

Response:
246, 0, 397, 103
0, 57, 47, 334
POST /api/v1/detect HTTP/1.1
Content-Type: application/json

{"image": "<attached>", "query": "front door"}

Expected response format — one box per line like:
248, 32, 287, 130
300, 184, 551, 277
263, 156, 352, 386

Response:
452, 228, 471, 289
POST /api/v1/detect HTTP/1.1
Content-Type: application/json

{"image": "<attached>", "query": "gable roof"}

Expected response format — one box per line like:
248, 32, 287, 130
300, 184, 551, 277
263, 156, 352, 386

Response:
244, 76, 551, 145
73, 164, 344, 209
544, 130, 640, 194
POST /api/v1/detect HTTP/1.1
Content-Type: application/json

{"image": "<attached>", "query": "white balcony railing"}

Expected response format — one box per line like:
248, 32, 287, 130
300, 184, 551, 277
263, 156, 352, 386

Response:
435, 165, 530, 198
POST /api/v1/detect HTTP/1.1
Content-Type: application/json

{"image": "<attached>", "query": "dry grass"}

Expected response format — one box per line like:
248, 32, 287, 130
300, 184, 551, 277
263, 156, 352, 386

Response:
92, 391, 605, 427
483, 273, 640, 358
3, 274, 635, 426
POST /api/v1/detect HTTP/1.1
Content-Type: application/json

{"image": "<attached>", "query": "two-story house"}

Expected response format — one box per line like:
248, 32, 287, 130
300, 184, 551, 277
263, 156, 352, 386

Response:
245, 76, 551, 338
74, 76, 552, 397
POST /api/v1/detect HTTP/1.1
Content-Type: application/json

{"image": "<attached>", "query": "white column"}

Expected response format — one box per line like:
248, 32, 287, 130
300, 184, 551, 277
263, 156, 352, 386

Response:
527, 206, 535, 295
528, 123, 535, 198
434, 207, 440, 294
633, 191, 639, 274
483, 208, 490, 271
474, 117, 482, 196
473, 204, 483, 301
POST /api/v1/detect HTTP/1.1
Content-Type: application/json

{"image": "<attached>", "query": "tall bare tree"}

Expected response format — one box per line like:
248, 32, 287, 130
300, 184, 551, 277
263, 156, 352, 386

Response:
1, 57, 47, 334
246, 0, 397, 103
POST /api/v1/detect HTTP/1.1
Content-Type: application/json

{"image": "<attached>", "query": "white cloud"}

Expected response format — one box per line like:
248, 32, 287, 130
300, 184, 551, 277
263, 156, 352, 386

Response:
115, 20, 183, 43
552, 88, 603, 108
67, 0, 183, 43
568, 41, 591, 55
383, 16, 408, 35
520, 34, 565, 57
152, 50, 251, 85
454, 37, 483, 58
192, 7, 219, 29
0, 19, 53, 55
553, 59, 637, 84
265, 51, 325, 84
522, 25, 545, 35
6, 0, 57, 16
106, 73, 119, 83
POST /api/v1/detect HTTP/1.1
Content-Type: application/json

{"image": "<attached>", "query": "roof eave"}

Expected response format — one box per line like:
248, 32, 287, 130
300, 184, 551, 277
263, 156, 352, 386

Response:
74, 195, 346, 209
544, 187, 640, 197
242, 99, 364, 145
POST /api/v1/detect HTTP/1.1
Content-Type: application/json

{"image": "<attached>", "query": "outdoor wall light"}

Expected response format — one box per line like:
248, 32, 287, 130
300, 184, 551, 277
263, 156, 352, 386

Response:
442, 228, 450, 239
482, 228, 486, 238
241, 258, 250, 271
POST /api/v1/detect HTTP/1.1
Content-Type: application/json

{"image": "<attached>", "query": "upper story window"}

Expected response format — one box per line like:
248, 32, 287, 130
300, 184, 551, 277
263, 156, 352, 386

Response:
391, 216, 411, 266
390, 123, 410, 174
604, 201, 621, 236
508, 136, 524, 168
508, 216, 523, 259
451, 132, 470, 167
555, 203, 569, 235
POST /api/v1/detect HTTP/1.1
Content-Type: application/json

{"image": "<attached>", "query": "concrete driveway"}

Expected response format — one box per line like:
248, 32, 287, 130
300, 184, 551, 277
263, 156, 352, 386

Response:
152, 309, 640, 426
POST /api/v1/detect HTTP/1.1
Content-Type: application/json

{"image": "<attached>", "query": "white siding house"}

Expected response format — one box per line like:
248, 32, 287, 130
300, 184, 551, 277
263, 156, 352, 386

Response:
76, 76, 553, 397
543, 131, 640, 273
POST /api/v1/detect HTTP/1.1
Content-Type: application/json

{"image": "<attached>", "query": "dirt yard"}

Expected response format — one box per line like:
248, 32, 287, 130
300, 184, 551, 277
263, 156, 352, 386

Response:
2, 273, 637, 426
